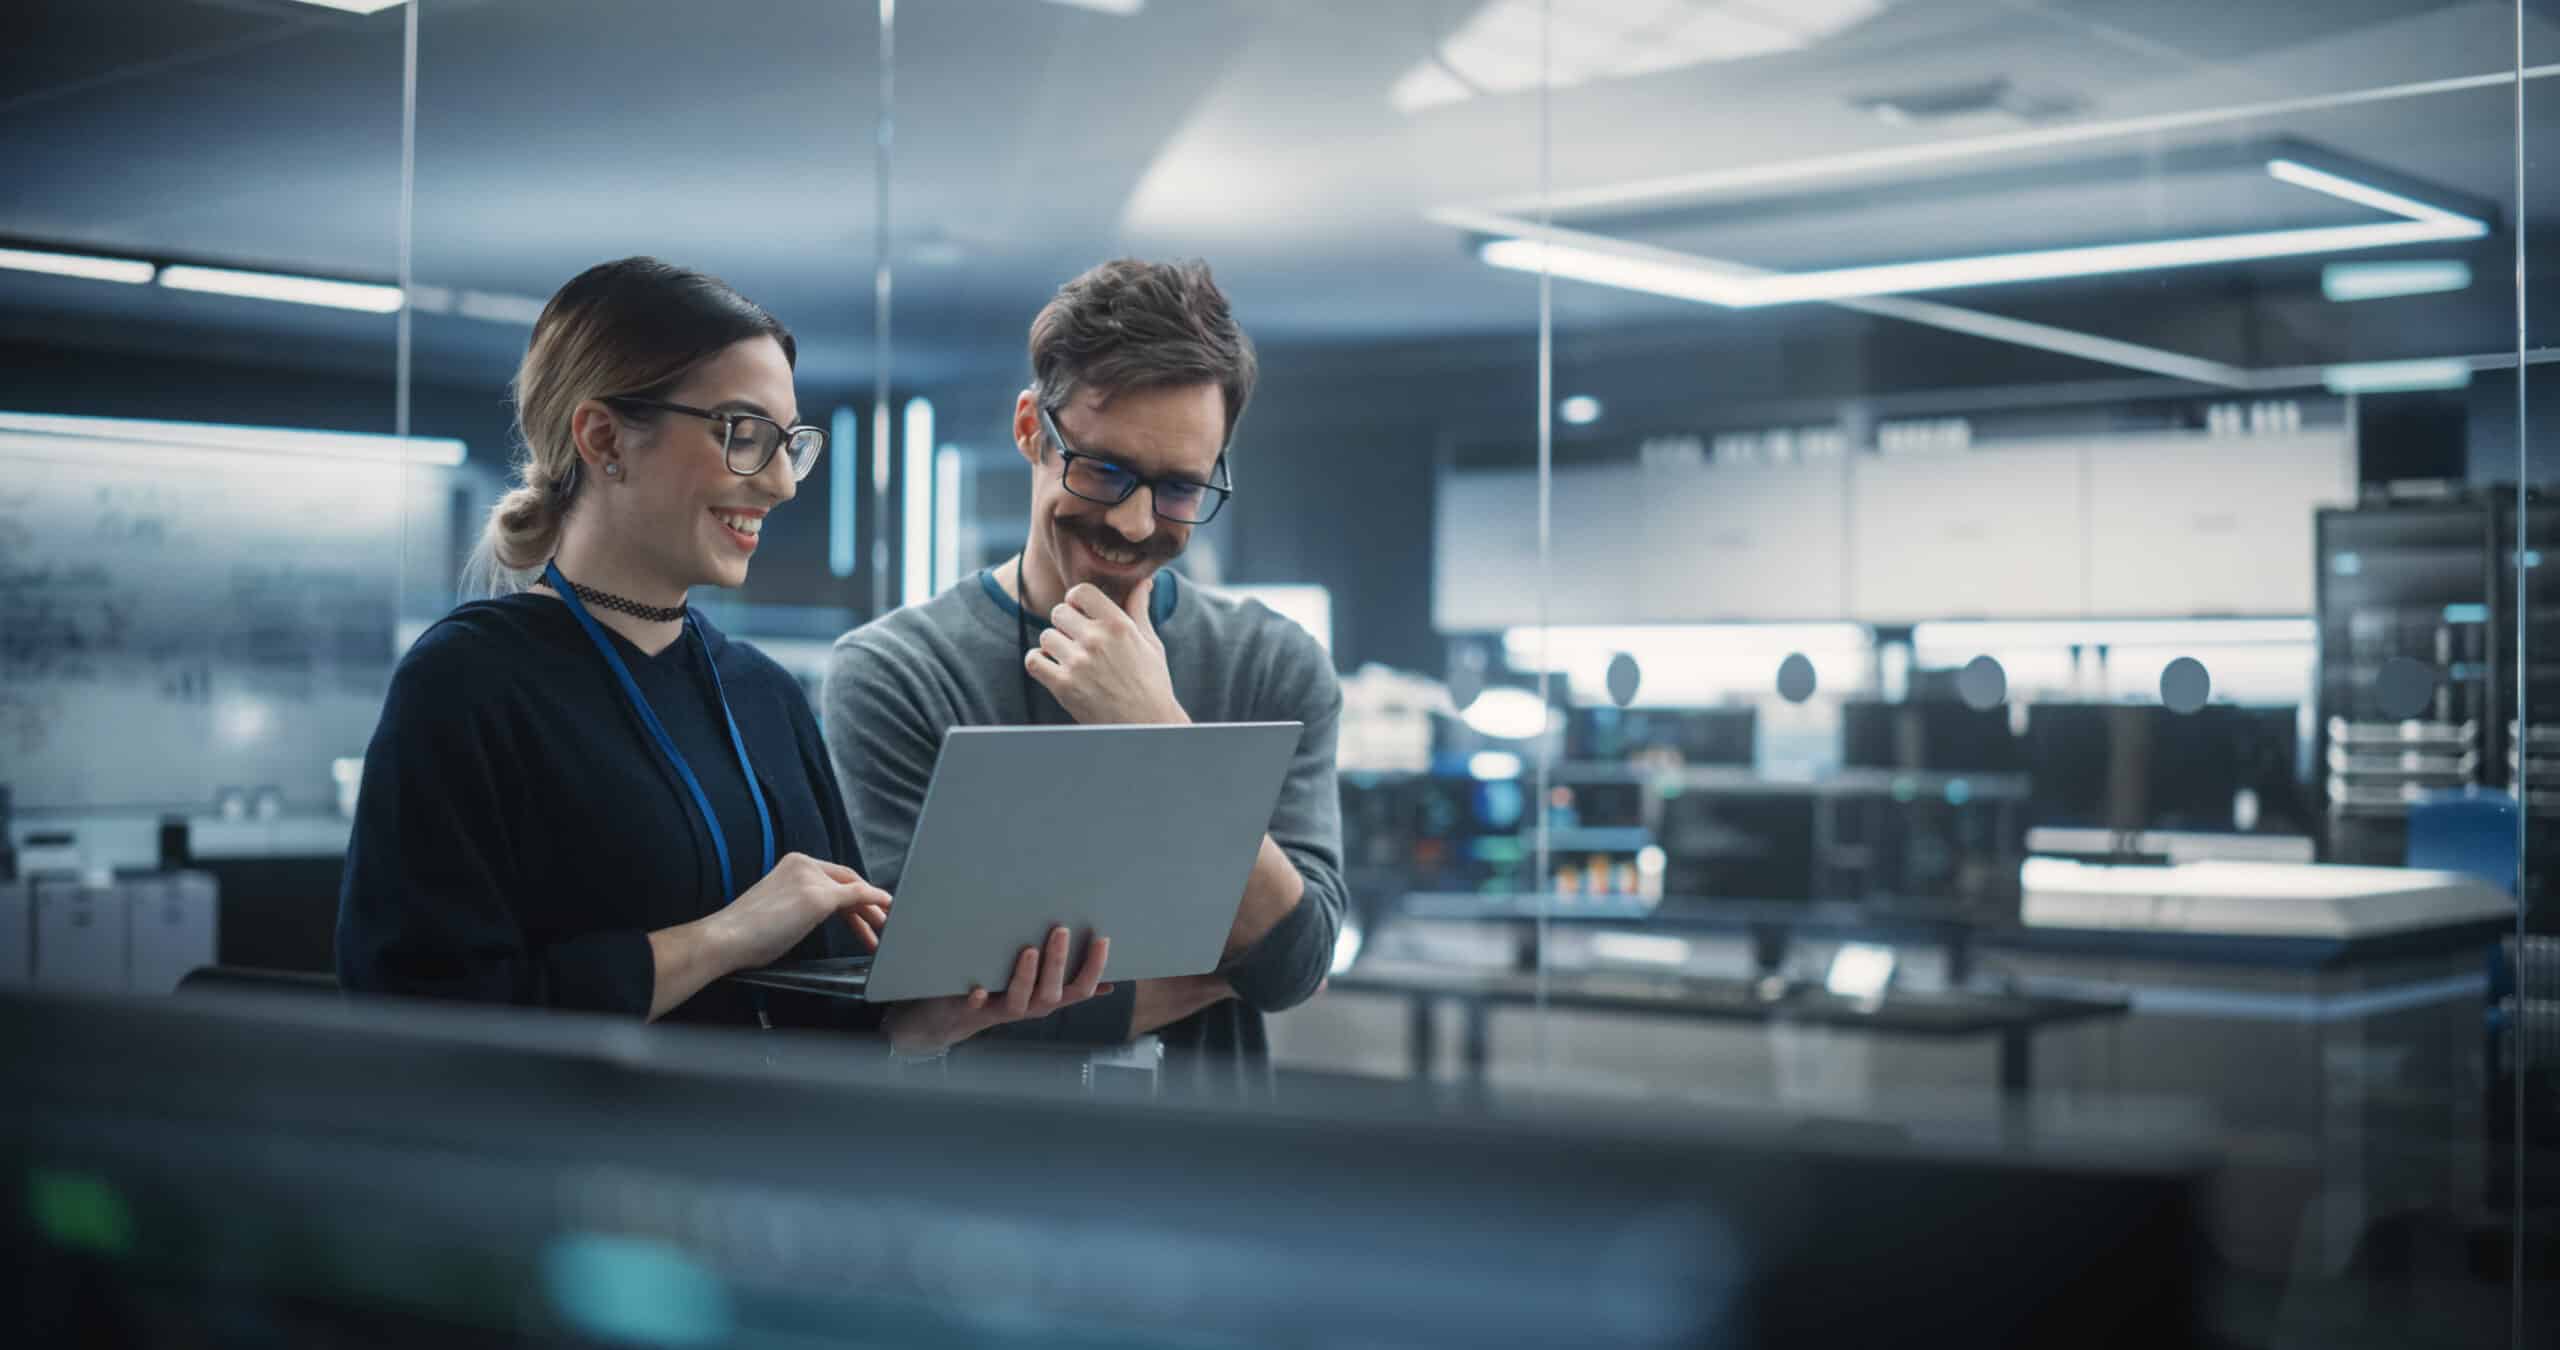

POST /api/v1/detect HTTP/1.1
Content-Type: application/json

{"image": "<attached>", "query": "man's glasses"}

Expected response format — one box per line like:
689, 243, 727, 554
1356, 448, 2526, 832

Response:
1037, 403, 1233, 525
604, 395, 827, 481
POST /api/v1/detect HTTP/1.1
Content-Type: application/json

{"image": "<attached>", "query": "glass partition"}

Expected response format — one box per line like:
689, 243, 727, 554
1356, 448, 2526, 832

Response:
410, 0, 885, 704
882, 1, 1546, 1080
0, 1, 414, 979
1520, 0, 2528, 1338
2517, 8, 2557, 1341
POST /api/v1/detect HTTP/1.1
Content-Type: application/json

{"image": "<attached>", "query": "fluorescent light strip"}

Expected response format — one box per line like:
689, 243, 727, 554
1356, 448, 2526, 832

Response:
1910, 618, 2314, 649
2321, 359, 2474, 394
1477, 160, 2485, 311
828, 407, 859, 578
0, 411, 463, 467
1444, 207, 2260, 387
1503, 623, 1873, 708
158, 264, 404, 313
2323, 261, 2471, 302
900, 398, 935, 607
2265, 159, 2478, 228
282, 1, 410, 13
1478, 236, 1753, 305
0, 246, 153, 285
933, 446, 963, 596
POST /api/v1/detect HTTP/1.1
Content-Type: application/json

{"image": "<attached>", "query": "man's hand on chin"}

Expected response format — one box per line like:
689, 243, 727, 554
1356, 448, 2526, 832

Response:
1024, 573, 1190, 726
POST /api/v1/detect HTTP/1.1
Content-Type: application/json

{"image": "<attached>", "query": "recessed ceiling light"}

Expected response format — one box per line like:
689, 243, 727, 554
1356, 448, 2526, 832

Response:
277, 0, 411, 13
1041, 0, 1144, 14
0, 246, 154, 284
1558, 395, 1603, 425
1393, 0, 1885, 113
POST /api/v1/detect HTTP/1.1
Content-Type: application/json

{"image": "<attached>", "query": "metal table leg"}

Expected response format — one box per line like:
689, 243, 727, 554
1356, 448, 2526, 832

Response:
1999, 1024, 2032, 1096
1462, 997, 1490, 1083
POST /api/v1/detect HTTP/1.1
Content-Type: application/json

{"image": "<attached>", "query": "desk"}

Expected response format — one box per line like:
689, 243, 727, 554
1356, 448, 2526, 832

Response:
1331, 961, 2127, 1095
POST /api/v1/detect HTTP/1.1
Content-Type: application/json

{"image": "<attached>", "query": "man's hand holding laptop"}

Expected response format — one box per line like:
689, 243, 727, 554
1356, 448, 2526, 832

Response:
883, 926, 1115, 1057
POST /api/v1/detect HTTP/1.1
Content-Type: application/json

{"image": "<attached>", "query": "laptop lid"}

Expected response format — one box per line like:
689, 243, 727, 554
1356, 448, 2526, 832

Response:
857, 722, 1302, 1003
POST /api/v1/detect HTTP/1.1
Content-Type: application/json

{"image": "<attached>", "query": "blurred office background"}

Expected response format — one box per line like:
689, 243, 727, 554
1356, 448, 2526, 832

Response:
6, 1, 2560, 1345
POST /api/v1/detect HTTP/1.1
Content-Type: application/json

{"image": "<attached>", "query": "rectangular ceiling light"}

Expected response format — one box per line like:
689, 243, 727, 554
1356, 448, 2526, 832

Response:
0, 246, 154, 285
1394, 0, 1879, 112
2323, 260, 2471, 302
158, 264, 405, 313
1479, 158, 2489, 309
2321, 359, 2474, 395
1044, 0, 1144, 12
280, 1, 411, 13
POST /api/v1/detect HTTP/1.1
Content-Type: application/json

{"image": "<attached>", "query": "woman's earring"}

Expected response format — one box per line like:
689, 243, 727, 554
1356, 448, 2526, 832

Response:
603, 461, 621, 477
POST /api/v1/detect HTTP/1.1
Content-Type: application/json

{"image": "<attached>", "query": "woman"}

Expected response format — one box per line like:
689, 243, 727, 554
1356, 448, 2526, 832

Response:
337, 256, 1105, 1052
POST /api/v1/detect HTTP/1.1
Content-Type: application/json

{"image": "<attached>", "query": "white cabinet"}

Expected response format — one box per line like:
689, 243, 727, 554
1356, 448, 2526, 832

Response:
126, 872, 218, 996
1636, 458, 1848, 620
32, 879, 124, 993
1434, 429, 2353, 631
1433, 468, 1544, 631
2085, 433, 2352, 616
0, 882, 27, 987
1434, 465, 1647, 628
1847, 444, 2087, 622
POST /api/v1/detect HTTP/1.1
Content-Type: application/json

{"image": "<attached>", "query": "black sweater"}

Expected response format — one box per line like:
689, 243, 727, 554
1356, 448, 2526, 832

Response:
336, 594, 877, 1031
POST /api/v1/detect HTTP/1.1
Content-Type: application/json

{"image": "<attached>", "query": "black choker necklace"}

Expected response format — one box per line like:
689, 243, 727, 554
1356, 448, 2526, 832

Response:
552, 570, 687, 624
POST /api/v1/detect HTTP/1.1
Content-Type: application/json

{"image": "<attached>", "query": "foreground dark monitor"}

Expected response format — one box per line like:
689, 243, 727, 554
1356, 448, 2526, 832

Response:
4, 989, 2204, 1347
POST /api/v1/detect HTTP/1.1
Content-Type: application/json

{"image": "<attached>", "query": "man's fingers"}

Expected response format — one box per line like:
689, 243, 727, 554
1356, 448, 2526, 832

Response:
846, 913, 879, 950
1069, 935, 1111, 999
1064, 583, 1116, 621
1047, 601, 1096, 639
1024, 648, 1064, 688
1121, 574, 1155, 632
1037, 626, 1075, 663
1037, 926, 1070, 1005
1002, 946, 1039, 1016
812, 858, 862, 885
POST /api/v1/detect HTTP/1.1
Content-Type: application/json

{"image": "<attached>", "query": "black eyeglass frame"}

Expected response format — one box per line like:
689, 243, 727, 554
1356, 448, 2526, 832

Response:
1036, 402, 1234, 525
602, 395, 828, 481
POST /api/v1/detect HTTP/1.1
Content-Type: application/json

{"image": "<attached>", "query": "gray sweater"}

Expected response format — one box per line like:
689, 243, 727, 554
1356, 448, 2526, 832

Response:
821, 567, 1345, 1055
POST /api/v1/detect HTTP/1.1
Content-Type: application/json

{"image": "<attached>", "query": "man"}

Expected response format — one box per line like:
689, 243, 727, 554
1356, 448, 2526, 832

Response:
822, 258, 1344, 1060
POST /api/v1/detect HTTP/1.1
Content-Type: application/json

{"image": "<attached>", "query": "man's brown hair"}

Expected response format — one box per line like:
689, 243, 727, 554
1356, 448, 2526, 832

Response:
1028, 258, 1257, 446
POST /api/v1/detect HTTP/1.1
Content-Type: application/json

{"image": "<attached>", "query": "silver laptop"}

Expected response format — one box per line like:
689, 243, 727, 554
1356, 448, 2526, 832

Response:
730, 722, 1302, 1003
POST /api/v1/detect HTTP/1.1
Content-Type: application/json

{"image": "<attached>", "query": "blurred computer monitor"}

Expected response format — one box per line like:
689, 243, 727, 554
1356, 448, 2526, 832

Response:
2024, 703, 2306, 835
4, 988, 2206, 1349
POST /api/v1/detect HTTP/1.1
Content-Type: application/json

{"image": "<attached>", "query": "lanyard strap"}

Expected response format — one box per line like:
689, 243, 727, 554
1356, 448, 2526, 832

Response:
544, 561, 775, 898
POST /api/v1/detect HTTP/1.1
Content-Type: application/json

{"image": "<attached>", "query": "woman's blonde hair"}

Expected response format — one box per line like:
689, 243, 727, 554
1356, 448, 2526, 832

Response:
462, 257, 796, 596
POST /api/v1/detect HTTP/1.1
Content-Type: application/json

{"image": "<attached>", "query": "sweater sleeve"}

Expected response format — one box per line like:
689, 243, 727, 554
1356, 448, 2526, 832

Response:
1218, 623, 1348, 1014
334, 634, 655, 1016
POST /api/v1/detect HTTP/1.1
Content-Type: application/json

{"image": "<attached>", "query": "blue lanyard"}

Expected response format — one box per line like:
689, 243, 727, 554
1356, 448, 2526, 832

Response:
544, 561, 775, 899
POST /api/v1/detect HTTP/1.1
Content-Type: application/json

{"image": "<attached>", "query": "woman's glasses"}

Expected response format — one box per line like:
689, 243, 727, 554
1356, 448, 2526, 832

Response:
604, 396, 827, 481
